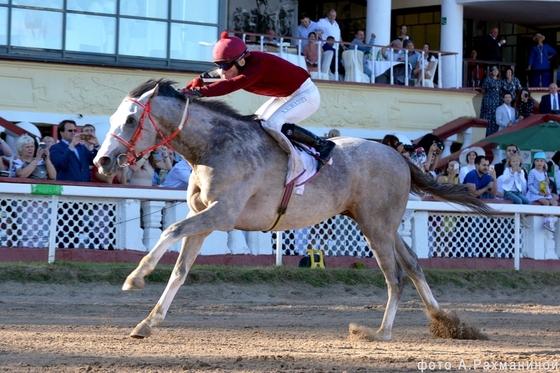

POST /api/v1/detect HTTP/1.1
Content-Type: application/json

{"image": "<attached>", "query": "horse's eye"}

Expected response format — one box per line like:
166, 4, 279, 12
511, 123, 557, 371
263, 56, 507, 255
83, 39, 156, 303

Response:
126, 116, 135, 125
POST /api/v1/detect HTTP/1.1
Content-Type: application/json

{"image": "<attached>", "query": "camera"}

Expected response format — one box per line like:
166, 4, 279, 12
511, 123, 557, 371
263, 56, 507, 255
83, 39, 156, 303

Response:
39, 142, 46, 149
435, 141, 444, 151
80, 134, 91, 141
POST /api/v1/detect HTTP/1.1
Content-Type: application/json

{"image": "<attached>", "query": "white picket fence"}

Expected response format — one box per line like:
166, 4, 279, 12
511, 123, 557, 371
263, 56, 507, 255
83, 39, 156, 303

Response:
1, 181, 559, 270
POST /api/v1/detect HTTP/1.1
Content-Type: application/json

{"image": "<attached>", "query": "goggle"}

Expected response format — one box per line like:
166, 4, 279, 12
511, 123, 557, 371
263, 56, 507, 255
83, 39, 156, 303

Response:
215, 60, 237, 71
214, 50, 248, 71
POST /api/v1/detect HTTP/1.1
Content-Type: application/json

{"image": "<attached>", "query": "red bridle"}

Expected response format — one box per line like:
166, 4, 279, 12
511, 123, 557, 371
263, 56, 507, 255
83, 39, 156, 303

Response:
110, 97, 189, 166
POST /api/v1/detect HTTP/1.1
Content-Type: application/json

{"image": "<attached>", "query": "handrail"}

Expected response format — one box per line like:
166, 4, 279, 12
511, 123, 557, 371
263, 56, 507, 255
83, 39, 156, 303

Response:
431, 113, 560, 169
229, 30, 458, 87
463, 58, 517, 88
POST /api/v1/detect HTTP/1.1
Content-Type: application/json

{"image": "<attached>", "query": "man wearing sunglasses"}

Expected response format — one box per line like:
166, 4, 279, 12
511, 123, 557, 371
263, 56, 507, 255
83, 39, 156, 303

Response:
183, 31, 335, 171
49, 119, 99, 182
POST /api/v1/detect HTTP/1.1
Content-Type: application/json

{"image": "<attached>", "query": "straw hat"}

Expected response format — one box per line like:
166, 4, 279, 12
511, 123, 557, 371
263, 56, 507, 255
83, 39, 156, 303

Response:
533, 33, 545, 41
459, 146, 485, 166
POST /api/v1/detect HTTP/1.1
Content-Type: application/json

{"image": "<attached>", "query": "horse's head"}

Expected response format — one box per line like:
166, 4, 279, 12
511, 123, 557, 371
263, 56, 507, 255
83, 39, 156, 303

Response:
94, 83, 163, 175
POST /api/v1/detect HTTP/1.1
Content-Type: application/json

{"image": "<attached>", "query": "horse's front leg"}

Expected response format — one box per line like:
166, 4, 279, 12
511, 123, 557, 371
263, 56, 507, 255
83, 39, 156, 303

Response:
122, 201, 221, 291
130, 233, 208, 339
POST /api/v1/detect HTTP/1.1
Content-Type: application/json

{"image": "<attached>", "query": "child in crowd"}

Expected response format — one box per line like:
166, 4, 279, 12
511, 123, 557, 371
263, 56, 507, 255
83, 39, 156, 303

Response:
526, 152, 558, 232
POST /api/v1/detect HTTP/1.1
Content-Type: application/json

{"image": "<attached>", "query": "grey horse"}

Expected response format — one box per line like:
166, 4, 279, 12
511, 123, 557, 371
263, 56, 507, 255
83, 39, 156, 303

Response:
94, 78, 493, 341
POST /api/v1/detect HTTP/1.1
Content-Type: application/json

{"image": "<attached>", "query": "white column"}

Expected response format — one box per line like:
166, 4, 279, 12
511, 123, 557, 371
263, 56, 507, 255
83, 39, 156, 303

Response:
119, 199, 145, 251
246, 231, 273, 255
141, 200, 166, 252
162, 201, 190, 252
227, 230, 250, 254
367, 0, 392, 47
411, 211, 430, 258
440, 0, 463, 88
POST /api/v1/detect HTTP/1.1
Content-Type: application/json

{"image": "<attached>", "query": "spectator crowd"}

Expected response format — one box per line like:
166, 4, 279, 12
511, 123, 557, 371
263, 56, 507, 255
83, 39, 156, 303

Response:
0, 120, 192, 189
382, 133, 559, 233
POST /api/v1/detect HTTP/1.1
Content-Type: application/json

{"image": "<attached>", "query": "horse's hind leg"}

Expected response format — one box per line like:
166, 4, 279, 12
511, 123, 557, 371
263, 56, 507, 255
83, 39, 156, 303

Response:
394, 234, 440, 318
359, 227, 405, 341
130, 232, 208, 339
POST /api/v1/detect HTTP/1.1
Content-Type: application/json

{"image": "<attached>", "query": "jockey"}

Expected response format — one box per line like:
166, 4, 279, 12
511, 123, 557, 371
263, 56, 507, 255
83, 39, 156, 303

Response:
183, 31, 335, 170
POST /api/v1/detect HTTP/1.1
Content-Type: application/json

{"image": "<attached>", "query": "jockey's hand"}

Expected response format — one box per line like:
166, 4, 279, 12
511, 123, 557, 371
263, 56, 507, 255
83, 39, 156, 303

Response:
185, 77, 203, 90
181, 88, 201, 100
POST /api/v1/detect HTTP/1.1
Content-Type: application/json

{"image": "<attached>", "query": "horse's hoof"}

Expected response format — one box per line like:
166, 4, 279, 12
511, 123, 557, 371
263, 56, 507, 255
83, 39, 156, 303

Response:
122, 276, 145, 291
374, 330, 392, 341
130, 321, 152, 339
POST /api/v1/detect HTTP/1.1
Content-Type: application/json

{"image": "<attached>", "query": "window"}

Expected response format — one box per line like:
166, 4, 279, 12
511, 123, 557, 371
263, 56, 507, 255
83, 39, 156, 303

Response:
66, 14, 116, 53
1, 0, 223, 70
0, 7, 7, 45
10, 8, 63, 49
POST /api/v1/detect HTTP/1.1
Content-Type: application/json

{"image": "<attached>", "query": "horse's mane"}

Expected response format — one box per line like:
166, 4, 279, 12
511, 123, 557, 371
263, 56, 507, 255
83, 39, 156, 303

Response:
129, 78, 257, 123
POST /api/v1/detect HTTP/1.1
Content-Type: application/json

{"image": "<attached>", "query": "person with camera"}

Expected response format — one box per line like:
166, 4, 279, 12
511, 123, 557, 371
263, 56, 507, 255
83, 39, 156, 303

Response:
481, 27, 505, 62
436, 160, 460, 185
80, 124, 101, 152
516, 88, 535, 119
11, 134, 56, 180
415, 134, 444, 178
49, 119, 99, 182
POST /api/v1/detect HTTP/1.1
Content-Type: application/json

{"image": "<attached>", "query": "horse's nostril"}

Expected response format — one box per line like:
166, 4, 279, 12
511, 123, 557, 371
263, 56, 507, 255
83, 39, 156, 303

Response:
98, 156, 110, 166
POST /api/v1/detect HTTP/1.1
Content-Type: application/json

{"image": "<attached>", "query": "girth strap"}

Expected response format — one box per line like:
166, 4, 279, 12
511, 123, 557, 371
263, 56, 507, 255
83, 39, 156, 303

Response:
263, 180, 296, 232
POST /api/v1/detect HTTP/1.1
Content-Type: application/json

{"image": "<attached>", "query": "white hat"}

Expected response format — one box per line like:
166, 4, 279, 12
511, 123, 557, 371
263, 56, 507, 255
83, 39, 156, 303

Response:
397, 134, 412, 147
459, 146, 485, 166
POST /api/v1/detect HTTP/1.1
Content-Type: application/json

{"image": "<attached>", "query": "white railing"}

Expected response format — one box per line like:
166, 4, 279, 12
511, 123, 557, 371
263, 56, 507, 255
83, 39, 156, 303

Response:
236, 31, 458, 88
1, 182, 559, 269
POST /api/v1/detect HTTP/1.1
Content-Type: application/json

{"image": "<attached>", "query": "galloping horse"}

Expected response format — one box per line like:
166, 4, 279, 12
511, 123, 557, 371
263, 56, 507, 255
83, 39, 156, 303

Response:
94, 79, 493, 340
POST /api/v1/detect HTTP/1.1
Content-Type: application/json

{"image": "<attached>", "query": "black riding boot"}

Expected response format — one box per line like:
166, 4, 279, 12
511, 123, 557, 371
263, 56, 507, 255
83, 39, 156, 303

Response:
281, 123, 335, 170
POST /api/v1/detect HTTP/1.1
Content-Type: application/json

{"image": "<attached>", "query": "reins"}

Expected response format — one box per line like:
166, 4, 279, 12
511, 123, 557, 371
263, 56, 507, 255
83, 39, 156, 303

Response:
111, 97, 190, 166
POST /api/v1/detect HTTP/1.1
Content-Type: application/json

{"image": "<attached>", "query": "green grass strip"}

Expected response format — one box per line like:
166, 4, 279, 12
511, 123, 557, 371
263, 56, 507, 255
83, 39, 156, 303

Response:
0, 262, 559, 290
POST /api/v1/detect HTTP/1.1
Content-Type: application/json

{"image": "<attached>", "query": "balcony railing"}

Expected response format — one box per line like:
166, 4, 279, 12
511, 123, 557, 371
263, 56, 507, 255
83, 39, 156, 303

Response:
232, 31, 459, 88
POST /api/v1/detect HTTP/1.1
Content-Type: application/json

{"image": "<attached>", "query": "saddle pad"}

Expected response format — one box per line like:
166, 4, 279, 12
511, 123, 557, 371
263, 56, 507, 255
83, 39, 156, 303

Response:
261, 127, 320, 188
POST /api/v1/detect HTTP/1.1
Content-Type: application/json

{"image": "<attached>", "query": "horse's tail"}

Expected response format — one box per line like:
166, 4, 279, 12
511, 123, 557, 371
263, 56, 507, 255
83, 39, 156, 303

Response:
407, 160, 495, 217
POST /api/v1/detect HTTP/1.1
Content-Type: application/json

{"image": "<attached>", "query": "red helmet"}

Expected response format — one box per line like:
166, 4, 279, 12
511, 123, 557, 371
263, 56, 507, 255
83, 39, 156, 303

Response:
213, 31, 248, 63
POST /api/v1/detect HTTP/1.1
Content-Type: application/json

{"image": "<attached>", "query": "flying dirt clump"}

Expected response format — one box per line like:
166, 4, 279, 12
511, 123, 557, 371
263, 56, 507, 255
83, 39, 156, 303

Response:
428, 310, 488, 340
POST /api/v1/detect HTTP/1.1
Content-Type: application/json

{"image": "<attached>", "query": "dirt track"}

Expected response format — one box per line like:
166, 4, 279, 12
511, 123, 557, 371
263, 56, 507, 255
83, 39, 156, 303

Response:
0, 281, 559, 372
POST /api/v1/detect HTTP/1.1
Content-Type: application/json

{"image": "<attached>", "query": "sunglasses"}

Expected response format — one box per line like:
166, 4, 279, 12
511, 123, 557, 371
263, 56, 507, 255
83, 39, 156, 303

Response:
66, 129, 77, 132
215, 61, 237, 71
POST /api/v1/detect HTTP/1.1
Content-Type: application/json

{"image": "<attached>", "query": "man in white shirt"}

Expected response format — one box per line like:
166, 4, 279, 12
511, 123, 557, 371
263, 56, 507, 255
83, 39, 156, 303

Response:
316, 9, 346, 50
496, 92, 519, 131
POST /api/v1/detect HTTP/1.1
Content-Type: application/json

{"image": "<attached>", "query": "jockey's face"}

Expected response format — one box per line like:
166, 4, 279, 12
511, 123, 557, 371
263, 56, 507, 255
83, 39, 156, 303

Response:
220, 63, 240, 79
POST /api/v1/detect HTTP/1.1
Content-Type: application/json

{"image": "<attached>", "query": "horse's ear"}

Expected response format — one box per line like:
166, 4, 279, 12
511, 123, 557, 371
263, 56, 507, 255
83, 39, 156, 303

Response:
151, 84, 160, 98
138, 85, 159, 103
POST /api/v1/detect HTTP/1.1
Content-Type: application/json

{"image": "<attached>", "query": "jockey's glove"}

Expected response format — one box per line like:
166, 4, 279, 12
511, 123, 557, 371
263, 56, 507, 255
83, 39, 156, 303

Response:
181, 88, 201, 100
185, 77, 203, 89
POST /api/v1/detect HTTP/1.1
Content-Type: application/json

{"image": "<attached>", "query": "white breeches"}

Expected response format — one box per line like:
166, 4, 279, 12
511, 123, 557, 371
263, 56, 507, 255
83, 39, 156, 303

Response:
255, 78, 320, 132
